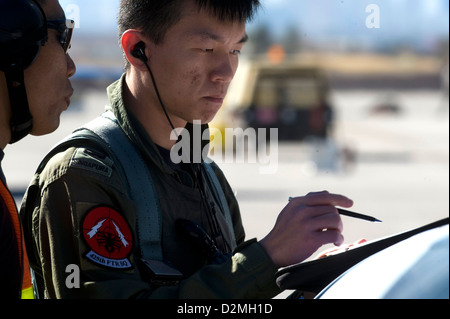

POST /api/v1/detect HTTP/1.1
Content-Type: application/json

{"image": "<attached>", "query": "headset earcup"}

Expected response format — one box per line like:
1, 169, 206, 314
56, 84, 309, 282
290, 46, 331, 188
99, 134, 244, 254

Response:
0, 0, 47, 71
0, 0, 47, 143
21, 44, 42, 69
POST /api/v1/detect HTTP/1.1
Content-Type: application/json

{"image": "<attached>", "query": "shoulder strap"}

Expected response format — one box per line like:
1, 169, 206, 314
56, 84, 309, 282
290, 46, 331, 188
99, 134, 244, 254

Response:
81, 111, 163, 261
38, 111, 163, 261
203, 161, 237, 250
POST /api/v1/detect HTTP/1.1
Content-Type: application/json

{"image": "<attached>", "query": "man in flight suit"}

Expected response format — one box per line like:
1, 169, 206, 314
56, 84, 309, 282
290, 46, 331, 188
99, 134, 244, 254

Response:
20, 0, 353, 298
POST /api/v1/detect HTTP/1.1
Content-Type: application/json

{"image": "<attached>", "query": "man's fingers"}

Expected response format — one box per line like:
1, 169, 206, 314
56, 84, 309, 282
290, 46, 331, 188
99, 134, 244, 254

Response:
309, 209, 344, 233
315, 228, 345, 247
291, 191, 354, 208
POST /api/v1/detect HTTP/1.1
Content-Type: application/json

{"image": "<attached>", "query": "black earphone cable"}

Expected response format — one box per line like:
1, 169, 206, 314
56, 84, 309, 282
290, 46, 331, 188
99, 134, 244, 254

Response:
142, 61, 179, 140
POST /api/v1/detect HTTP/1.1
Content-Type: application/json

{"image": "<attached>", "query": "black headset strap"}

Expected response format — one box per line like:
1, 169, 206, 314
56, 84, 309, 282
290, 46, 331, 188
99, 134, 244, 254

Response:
5, 59, 33, 144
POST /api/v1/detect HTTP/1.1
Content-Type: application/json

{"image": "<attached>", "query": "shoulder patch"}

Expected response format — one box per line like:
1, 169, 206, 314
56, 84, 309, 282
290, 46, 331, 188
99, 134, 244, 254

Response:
82, 206, 133, 269
69, 148, 113, 178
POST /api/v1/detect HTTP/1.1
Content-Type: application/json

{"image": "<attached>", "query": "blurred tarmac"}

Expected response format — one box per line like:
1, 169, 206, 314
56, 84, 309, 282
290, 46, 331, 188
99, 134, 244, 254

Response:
3, 88, 449, 298
222, 89, 449, 242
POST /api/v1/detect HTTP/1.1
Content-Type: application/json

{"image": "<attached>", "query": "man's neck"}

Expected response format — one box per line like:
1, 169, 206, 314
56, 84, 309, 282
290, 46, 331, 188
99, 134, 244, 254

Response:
0, 103, 10, 150
0, 73, 11, 150
124, 70, 186, 150
0, 128, 9, 150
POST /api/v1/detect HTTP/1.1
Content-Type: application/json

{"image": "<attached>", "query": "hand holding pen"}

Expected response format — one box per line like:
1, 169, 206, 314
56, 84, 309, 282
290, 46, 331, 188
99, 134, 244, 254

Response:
260, 190, 354, 268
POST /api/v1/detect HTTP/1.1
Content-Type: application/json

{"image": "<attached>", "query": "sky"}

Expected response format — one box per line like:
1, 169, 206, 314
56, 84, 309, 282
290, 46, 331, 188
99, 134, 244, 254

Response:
258, 0, 449, 51
59, 0, 449, 52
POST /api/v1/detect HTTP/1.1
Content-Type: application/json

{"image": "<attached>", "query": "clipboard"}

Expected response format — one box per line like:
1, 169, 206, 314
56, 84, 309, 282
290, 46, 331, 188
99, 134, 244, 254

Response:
276, 218, 449, 293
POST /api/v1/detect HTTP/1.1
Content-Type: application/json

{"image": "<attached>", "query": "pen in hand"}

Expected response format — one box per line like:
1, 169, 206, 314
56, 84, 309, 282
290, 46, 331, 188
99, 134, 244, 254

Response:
288, 197, 382, 223
336, 208, 382, 223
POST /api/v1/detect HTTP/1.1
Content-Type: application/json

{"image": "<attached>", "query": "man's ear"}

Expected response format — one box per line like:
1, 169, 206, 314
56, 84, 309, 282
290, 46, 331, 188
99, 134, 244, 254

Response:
121, 30, 150, 71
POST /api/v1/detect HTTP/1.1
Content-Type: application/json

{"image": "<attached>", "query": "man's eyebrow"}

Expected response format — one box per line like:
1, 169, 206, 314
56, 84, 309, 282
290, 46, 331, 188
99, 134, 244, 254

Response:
190, 30, 249, 44
239, 33, 249, 44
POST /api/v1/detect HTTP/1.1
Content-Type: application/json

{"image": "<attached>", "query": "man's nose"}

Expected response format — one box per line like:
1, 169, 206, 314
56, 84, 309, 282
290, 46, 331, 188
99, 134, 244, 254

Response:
67, 54, 76, 78
209, 53, 236, 84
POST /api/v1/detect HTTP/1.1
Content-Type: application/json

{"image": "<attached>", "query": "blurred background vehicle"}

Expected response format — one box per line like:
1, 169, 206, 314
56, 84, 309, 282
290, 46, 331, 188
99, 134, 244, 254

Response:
226, 62, 332, 142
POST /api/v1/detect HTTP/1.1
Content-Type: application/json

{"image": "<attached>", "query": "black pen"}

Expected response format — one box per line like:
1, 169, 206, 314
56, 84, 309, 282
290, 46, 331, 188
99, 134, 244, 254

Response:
288, 197, 382, 223
337, 208, 382, 223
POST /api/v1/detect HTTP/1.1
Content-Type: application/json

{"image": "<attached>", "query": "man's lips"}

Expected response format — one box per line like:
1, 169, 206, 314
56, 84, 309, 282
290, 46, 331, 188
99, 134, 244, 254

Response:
64, 89, 74, 107
204, 96, 225, 104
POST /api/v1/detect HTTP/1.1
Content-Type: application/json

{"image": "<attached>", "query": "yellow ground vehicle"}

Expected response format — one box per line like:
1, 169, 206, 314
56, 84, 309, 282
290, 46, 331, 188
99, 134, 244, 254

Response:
211, 60, 333, 143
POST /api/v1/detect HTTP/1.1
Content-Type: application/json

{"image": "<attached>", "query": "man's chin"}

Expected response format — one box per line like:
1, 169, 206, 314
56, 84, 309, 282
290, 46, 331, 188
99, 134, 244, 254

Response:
30, 123, 60, 137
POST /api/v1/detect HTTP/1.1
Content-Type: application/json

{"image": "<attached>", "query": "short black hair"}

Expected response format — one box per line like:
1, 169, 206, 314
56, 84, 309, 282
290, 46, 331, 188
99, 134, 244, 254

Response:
118, 0, 260, 45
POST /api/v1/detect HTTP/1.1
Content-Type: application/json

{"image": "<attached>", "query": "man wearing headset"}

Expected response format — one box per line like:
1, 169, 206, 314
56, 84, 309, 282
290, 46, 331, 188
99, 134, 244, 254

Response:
21, 0, 353, 299
0, 0, 76, 298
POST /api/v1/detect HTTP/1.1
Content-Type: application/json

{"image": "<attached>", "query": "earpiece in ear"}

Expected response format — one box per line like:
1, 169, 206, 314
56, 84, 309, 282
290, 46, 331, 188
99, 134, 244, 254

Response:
131, 41, 148, 62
